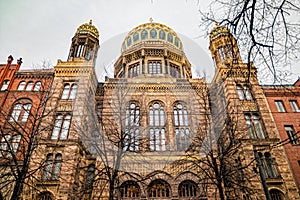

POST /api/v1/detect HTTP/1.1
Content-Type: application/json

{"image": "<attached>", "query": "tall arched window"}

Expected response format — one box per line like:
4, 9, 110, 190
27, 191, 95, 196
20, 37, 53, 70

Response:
9, 102, 32, 122
148, 179, 171, 198
62, 83, 78, 100
125, 102, 140, 151
128, 63, 140, 78
178, 180, 197, 198
42, 153, 62, 180
245, 113, 266, 139
174, 102, 190, 151
148, 61, 162, 74
61, 84, 70, 99
34, 81, 41, 91
120, 181, 141, 199
237, 84, 252, 100
51, 114, 72, 140
170, 63, 180, 78
17, 81, 26, 90
69, 84, 78, 99
149, 102, 166, 151
25, 82, 34, 91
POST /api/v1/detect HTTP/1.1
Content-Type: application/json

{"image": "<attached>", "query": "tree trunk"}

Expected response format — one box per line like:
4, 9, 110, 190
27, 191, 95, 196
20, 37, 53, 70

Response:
109, 180, 115, 200
217, 180, 225, 200
10, 170, 25, 200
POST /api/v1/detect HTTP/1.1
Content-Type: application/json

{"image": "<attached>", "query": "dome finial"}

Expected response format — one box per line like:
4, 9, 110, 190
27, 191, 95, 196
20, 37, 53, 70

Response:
215, 21, 219, 26
149, 17, 153, 23
89, 19, 92, 25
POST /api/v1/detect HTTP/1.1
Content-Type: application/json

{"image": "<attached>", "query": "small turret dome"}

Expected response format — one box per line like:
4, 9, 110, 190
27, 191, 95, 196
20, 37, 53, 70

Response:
121, 21, 183, 52
76, 20, 99, 39
209, 23, 231, 41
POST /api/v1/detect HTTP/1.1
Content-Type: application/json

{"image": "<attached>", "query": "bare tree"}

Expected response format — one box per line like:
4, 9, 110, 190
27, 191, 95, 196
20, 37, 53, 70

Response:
199, 0, 300, 83
77, 80, 148, 200
172, 80, 259, 200
0, 70, 55, 199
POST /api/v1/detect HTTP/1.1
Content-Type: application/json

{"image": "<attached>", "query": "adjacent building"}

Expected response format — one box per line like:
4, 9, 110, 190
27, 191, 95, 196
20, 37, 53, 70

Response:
262, 80, 300, 191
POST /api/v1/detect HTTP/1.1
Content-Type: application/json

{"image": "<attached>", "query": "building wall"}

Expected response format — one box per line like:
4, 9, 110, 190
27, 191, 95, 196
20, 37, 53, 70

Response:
263, 81, 300, 192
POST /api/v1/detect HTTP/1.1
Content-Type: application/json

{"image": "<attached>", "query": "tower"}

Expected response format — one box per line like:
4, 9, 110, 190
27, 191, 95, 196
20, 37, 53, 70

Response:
68, 20, 99, 64
209, 24, 300, 199
209, 23, 241, 67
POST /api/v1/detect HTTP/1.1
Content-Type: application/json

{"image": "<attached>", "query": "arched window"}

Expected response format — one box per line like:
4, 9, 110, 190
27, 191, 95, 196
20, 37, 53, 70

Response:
269, 189, 285, 200
61, 84, 70, 99
9, 102, 32, 122
37, 192, 54, 200
264, 152, 279, 178
170, 63, 180, 78
149, 102, 166, 151
127, 37, 132, 46
150, 29, 157, 39
237, 85, 252, 100
76, 44, 84, 57
34, 81, 41, 91
257, 152, 279, 179
148, 61, 162, 74
125, 102, 140, 151
159, 30, 166, 39
133, 32, 139, 43
141, 30, 148, 40
25, 82, 34, 91
17, 81, 26, 91
69, 84, 78, 99
1, 80, 10, 91
120, 181, 140, 199
52, 154, 62, 180
178, 180, 197, 197
167, 33, 173, 43
128, 63, 140, 78
62, 83, 78, 100
244, 113, 265, 139
148, 179, 171, 198
21, 103, 32, 122
51, 114, 72, 140
174, 102, 190, 151
175, 38, 179, 47
42, 153, 62, 180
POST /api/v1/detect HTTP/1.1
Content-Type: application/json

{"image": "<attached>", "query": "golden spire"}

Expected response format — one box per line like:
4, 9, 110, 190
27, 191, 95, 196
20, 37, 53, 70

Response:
149, 17, 153, 23
89, 19, 92, 25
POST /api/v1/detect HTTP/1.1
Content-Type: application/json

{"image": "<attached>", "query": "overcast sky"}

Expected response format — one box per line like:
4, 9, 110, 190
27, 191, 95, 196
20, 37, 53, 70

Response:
0, 0, 298, 83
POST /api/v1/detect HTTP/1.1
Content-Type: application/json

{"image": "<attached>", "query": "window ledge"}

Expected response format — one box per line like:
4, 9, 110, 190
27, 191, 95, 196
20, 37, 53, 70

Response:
265, 177, 284, 184
36, 180, 60, 186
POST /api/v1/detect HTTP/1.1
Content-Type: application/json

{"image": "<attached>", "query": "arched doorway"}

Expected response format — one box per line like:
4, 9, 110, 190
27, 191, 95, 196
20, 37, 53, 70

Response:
178, 180, 197, 198
119, 180, 141, 199
148, 179, 171, 199
269, 189, 285, 200
37, 191, 54, 200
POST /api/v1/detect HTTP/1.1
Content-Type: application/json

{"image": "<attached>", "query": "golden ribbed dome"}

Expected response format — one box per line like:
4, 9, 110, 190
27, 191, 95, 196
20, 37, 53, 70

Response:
121, 21, 183, 52
76, 20, 99, 38
209, 23, 231, 41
